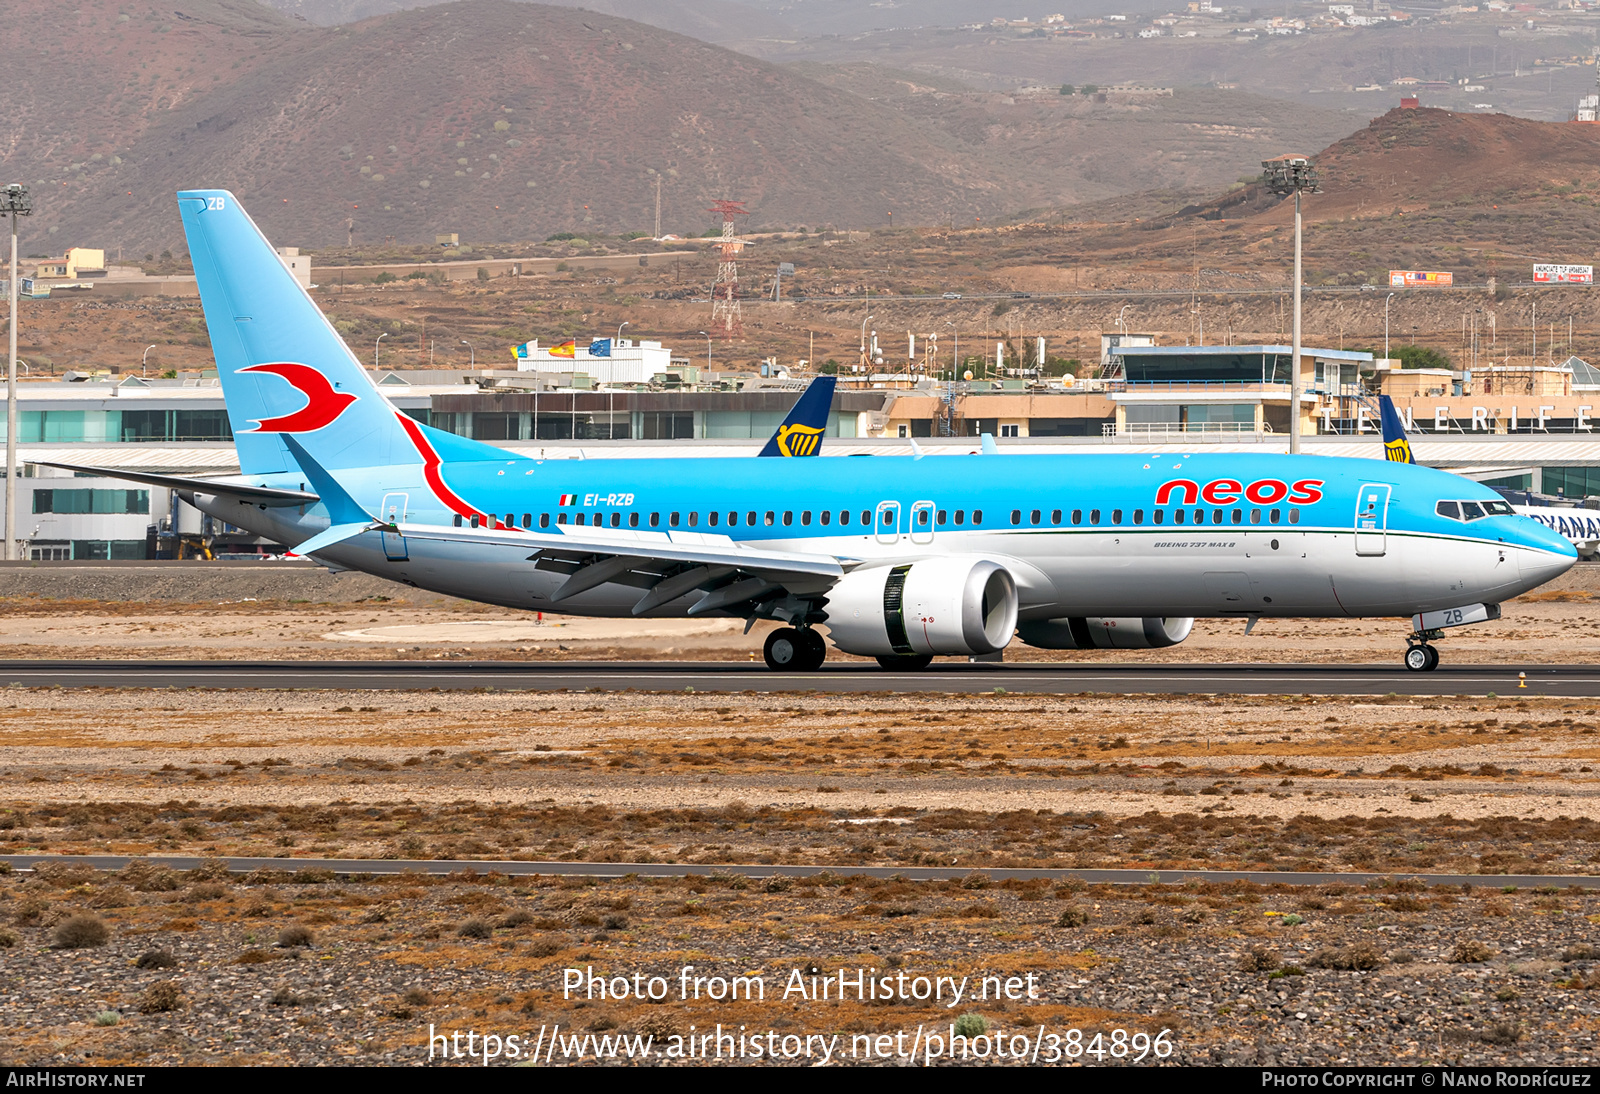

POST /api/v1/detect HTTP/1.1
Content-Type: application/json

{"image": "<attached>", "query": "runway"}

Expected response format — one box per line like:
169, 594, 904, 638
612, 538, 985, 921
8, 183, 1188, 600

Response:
0, 658, 1594, 696
3, 853, 1596, 888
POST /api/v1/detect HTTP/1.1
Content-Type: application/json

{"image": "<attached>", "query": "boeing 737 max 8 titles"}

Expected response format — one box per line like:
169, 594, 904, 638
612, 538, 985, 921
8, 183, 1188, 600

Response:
61, 191, 1579, 673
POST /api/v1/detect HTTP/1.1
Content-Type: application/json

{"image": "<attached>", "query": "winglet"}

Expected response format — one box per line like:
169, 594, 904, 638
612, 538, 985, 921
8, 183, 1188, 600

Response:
1377, 395, 1414, 464
280, 435, 375, 524
757, 375, 836, 457
980, 432, 999, 455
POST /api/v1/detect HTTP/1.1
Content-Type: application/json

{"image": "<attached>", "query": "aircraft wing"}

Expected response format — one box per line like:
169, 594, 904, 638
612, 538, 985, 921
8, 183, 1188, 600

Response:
295, 519, 848, 616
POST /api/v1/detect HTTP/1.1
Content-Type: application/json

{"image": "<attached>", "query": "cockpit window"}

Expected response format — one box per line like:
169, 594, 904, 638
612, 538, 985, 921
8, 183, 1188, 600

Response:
1438, 499, 1512, 521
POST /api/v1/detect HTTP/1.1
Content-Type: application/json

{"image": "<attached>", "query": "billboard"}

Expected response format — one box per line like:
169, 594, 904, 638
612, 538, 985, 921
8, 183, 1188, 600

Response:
1389, 270, 1453, 288
1533, 264, 1593, 284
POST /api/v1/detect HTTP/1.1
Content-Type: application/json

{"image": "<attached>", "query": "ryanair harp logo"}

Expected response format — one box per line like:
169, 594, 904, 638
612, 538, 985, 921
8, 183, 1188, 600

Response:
1384, 436, 1413, 464
774, 423, 825, 457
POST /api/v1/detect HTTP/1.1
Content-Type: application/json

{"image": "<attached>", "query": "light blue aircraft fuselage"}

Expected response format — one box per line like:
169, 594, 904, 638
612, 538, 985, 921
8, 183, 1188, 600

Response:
87, 190, 1574, 672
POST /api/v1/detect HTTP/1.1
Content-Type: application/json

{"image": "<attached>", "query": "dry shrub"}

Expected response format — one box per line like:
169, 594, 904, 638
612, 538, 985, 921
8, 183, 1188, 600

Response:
526, 933, 567, 958
234, 949, 274, 964
457, 918, 493, 939
120, 862, 179, 893
1057, 907, 1090, 928
269, 985, 307, 1007
277, 925, 315, 948
632, 1012, 681, 1040
185, 860, 231, 882
0, 928, 18, 948
1309, 943, 1385, 971
135, 949, 176, 969
1564, 943, 1600, 961
184, 883, 228, 903
402, 988, 433, 1006
957, 903, 1001, 919
1239, 946, 1281, 973
33, 862, 96, 888
138, 981, 185, 1014
499, 910, 535, 929
12, 895, 50, 926
87, 884, 133, 909
52, 913, 109, 949
1452, 939, 1494, 963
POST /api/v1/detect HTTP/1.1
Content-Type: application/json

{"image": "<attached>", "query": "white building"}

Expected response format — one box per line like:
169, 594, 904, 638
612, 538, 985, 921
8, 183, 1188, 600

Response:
512, 338, 675, 385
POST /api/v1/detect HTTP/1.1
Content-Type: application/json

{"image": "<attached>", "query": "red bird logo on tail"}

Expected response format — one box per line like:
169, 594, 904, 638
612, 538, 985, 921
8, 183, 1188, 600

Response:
239, 362, 358, 433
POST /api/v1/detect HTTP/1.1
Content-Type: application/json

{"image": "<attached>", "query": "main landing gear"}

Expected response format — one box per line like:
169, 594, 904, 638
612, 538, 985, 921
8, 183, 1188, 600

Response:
763, 627, 827, 671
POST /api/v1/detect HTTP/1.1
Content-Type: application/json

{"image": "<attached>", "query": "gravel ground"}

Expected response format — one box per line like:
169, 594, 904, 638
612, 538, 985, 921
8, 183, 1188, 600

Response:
2, 864, 1597, 1067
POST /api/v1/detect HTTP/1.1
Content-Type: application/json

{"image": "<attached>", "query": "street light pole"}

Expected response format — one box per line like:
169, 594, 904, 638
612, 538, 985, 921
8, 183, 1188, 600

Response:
1384, 293, 1394, 359
3, 184, 34, 563
142, 344, 157, 378
698, 331, 711, 372
375, 331, 387, 368
1262, 156, 1321, 455
461, 339, 474, 368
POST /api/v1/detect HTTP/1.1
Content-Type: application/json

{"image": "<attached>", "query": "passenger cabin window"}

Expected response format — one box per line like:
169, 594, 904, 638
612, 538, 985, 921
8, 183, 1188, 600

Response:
1090, 509, 1101, 526
522, 513, 532, 528
1212, 509, 1224, 524
1030, 509, 1041, 525
745, 511, 755, 526
1289, 509, 1301, 524
1153, 509, 1164, 525
840, 511, 851, 526
1231, 509, 1242, 524
972, 510, 983, 525
1173, 509, 1184, 525
1011, 510, 1022, 526
954, 510, 965, 525
937, 510, 946, 525
862, 511, 872, 526
1250, 509, 1261, 524
613, 513, 624, 528
470, 515, 480, 528
556, 513, 566, 526
1132, 509, 1143, 525
1269, 509, 1281, 524
1072, 510, 1082, 525
453, 515, 463, 527
648, 513, 659, 527
765, 511, 776, 526
917, 509, 929, 526
539, 513, 550, 529
1111, 509, 1123, 525
1051, 509, 1062, 525
709, 512, 720, 527
820, 511, 831, 526
688, 512, 698, 527
670, 512, 679, 527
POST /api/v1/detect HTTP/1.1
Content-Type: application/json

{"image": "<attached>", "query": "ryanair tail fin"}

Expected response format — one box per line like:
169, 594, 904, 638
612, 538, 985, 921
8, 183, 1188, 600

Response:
177, 189, 506, 477
1378, 394, 1414, 464
757, 376, 836, 457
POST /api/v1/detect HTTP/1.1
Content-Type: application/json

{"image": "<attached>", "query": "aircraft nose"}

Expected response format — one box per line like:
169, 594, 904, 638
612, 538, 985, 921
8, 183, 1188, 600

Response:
1517, 534, 1578, 588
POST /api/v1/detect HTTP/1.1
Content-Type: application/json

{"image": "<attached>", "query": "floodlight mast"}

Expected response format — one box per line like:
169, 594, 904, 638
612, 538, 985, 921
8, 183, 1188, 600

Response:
1, 184, 33, 562
1262, 157, 1320, 455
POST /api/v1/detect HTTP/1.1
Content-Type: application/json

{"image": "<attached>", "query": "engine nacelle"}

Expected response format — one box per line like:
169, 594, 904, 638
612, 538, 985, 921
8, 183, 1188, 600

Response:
825, 558, 1018, 657
1016, 616, 1194, 650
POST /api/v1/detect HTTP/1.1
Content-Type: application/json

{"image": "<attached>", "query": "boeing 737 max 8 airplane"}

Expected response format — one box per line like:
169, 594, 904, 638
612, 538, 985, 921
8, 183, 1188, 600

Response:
53, 191, 1579, 673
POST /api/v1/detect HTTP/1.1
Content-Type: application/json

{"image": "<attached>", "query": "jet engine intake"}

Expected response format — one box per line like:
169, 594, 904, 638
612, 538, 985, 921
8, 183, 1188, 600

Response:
825, 558, 1018, 658
1016, 616, 1194, 650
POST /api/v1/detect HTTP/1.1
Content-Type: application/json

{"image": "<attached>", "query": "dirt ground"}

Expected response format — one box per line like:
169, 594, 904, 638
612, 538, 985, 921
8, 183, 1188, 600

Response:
0, 562, 1596, 665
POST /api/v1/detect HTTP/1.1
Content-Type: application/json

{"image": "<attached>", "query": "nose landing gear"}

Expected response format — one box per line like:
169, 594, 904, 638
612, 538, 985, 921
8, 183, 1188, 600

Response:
763, 626, 827, 671
1404, 641, 1440, 672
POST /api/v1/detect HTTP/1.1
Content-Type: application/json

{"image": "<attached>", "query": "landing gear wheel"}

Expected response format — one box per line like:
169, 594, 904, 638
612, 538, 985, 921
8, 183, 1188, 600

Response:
763, 628, 805, 671
1404, 644, 1438, 672
797, 628, 827, 671
875, 653, 934, 671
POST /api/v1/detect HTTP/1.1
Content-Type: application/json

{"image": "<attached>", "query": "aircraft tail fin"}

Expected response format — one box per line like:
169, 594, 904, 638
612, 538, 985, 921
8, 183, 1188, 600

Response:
177, 189, 507, 477
756, 376, 835, 457
1378, 394, 1414, 464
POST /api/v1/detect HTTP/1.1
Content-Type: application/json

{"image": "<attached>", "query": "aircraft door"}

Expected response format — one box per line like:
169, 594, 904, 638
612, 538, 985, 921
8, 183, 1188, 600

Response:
380, 492, 409, 561
1354, 483, 1391, 557
909, 500, 935, 545
875, 500, 902, 545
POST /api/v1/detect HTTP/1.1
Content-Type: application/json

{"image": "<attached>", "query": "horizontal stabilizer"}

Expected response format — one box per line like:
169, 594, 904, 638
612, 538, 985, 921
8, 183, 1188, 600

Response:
291, 522, 374, 558
30, 461, 319, 506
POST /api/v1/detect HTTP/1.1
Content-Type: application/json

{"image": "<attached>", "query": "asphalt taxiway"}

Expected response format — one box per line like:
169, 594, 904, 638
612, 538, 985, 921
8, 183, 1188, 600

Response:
0, 659, 1592, 696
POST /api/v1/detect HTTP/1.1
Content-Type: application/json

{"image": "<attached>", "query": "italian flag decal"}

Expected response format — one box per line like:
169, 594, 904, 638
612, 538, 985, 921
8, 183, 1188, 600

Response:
559, 494, 577, 506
